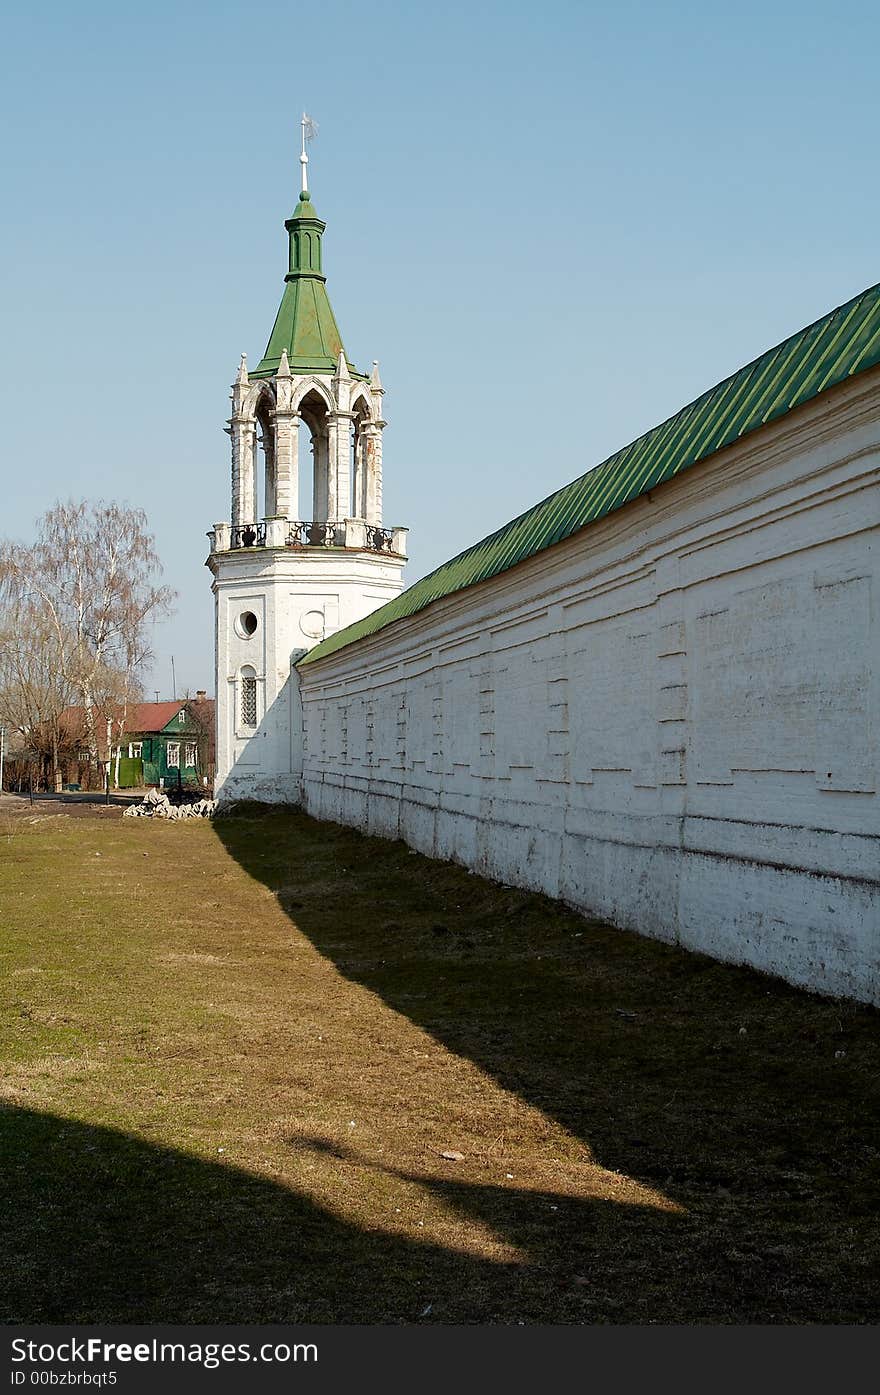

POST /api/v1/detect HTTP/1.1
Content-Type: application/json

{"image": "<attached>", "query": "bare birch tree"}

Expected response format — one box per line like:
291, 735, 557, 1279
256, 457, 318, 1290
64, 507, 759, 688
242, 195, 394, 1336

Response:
1, 501, 175, 773
0, 593, 74, 790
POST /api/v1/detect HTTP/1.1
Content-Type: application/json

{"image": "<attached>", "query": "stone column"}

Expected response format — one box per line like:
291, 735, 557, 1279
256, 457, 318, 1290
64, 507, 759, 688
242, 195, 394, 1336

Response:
274, 411, 299, 519
274, 351, 297, 521
362, 421, 385, 524
329, 411, 353, 521
229, 418, 257, 526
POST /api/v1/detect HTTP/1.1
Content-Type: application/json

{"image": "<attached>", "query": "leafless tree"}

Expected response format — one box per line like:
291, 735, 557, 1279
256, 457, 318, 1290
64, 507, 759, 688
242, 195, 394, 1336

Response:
1, 500, 175, 775
0, 591, 74, 790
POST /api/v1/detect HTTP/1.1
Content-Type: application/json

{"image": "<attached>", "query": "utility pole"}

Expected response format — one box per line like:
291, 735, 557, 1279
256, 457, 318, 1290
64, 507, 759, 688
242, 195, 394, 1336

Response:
105, 716, 112, 803
171, 656, 177, 701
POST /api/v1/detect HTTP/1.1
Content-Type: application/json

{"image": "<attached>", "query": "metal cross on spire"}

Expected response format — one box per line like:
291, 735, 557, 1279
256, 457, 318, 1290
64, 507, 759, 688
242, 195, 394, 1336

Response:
300, 112, 318, 195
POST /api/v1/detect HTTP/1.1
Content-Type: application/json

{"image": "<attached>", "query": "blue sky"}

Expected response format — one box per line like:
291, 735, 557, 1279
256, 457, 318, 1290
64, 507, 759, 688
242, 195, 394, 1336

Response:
1, 0, 878, 696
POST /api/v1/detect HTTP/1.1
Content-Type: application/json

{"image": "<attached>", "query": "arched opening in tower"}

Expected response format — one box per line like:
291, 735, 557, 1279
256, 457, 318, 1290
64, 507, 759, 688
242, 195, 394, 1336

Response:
350, 395, 372, 520
255, 395, 275, 521
297, 390, 331, 522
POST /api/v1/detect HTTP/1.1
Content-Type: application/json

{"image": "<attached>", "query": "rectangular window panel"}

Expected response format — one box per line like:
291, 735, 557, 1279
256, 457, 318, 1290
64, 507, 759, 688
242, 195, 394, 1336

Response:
241, 678, 257, 728
184, 742, 197, 767
167, 742, 180, 768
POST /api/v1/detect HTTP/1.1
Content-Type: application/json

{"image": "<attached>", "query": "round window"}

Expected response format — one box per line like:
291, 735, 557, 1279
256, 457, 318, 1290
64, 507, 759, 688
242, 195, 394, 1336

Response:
236, 610, 258, 638
299, 609, 325, 639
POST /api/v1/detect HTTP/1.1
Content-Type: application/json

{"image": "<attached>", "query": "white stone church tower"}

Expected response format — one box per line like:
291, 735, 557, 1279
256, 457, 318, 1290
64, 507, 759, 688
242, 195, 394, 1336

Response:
207, 150, 407, 802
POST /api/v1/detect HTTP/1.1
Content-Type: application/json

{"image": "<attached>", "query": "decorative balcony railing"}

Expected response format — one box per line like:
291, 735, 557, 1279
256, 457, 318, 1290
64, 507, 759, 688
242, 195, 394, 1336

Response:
230, 522, 267, 549
286, 521, 344, 548
285, 522, 395, 553
364, 526, 395, 553
211, 519, 408, 558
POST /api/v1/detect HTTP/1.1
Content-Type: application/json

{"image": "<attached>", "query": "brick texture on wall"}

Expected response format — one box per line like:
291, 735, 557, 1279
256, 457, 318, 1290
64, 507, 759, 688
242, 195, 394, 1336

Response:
298, 374, 880, 1004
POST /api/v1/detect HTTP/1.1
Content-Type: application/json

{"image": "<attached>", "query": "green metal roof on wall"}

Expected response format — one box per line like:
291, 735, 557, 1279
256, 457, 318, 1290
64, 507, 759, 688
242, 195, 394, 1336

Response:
300, 279, 880, 667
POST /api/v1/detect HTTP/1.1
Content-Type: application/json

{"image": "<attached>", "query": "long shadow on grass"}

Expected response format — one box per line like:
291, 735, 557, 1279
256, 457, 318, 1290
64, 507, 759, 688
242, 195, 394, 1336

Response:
0, 1101, 670, 1324
214, 808, 880, 1323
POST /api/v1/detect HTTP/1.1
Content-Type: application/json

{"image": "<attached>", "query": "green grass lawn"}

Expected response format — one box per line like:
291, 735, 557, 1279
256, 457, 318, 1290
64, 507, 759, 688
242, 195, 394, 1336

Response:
0, 802, 878, 1324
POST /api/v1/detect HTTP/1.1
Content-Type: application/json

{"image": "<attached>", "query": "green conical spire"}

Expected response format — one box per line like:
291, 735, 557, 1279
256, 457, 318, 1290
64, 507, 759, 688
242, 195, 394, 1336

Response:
252, 190, 355, 378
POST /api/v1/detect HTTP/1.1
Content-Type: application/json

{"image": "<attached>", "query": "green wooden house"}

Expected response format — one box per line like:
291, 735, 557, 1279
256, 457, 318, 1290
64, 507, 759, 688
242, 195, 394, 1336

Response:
113, 699, 214, 788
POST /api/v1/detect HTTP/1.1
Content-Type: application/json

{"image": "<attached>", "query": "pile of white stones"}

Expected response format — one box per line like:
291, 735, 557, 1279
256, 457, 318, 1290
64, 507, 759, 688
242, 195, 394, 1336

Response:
123, 788, 217, 820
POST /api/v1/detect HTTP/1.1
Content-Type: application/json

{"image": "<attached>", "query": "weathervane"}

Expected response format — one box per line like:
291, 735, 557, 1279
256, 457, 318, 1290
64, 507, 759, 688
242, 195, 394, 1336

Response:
300, 112, 318, 195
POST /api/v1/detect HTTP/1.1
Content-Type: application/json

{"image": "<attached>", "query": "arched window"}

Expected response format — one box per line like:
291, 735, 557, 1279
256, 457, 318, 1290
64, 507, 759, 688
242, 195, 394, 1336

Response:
240, 665, 257, 728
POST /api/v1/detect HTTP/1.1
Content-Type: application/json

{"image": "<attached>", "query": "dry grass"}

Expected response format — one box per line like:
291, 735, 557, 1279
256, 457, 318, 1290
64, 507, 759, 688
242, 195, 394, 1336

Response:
0, 800, 877, 1324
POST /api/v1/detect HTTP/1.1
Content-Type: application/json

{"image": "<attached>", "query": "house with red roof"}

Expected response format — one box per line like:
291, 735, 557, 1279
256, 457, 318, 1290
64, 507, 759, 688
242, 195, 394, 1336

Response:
117, 699, 213, 787
59, 695, 215, 789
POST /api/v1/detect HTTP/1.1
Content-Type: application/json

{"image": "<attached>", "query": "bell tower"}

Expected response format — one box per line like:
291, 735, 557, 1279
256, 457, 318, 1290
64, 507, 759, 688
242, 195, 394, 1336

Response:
207, 122, 408, 803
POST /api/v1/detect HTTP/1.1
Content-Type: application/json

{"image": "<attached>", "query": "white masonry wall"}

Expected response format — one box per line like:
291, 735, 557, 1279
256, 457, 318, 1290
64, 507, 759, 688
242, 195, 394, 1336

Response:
298, 372, 880, 1004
